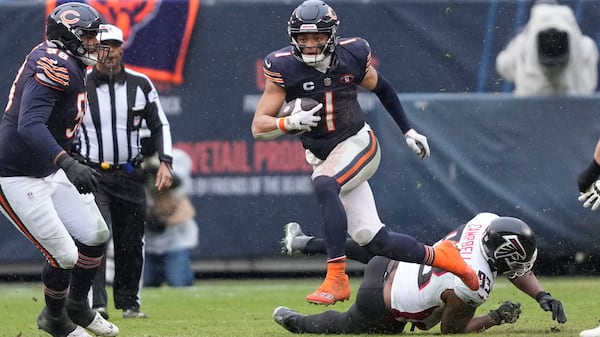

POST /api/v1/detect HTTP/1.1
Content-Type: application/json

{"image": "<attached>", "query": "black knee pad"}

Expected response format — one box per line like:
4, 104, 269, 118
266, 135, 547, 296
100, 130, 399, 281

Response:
313, 176, 340, 199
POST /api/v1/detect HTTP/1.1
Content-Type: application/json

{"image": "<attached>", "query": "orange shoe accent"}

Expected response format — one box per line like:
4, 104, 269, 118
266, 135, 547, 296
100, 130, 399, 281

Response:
431, 240, 480, 291
305, 273, 351, 305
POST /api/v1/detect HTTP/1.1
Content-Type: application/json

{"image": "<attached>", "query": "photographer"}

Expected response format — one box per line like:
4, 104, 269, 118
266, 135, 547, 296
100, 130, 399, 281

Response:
496, 0, 598, 96
143, 148, 199, 288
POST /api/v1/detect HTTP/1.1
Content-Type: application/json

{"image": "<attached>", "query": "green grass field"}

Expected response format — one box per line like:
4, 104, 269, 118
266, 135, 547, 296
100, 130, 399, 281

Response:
2, 276, 600, 337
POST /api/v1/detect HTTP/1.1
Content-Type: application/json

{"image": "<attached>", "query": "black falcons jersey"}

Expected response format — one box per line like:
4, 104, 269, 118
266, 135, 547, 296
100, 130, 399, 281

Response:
264, 37, 372, 159
0, 41, 86, 177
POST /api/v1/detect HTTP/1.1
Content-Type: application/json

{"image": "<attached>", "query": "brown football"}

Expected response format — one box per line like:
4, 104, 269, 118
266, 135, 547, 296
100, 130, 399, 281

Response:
277, 97, 321, 135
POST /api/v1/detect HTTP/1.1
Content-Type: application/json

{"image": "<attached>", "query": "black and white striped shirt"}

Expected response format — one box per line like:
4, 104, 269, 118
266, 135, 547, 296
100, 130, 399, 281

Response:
81, 66, 173, 166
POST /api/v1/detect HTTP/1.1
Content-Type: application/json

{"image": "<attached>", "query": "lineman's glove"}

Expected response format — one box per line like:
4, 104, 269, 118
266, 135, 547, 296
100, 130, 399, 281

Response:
404, 128, 430, 159
57, 154, 99, 194
488, 300, 521, 325
536, 291, 567, 323
282, 102, 322, 132
579, 180, 600, 211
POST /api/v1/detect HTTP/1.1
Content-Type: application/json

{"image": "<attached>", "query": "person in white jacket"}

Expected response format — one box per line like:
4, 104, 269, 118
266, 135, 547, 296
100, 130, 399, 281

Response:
496, 0, 598, 96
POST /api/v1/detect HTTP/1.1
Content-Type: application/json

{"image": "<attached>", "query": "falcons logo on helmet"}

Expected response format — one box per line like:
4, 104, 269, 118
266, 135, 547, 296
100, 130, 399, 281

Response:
493, 234, 527, 261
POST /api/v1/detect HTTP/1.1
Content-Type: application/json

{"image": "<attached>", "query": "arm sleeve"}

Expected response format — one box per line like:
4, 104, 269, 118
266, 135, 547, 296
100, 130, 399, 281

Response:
371, 74, 411, 133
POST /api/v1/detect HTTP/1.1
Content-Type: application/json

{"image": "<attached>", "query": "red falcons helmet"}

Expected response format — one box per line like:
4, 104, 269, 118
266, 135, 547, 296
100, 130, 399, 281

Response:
288, 0, 339, 65
482, 217, 538, 278
46, 2, 108, 65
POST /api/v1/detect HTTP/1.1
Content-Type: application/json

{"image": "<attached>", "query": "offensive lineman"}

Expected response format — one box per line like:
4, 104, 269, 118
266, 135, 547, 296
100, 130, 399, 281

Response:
251, 0, 477, 305
0, 3, 118, 337
274, 213, 567, 334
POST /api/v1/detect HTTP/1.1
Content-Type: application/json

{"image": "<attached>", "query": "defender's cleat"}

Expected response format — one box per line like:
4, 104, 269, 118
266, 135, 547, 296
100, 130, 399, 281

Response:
432, 240, 480, 291
273, 306, 303, 333
305, 273, 351, 305
281, 222, 314, 255
66, 299, 119, 336
38, 307, 92, 337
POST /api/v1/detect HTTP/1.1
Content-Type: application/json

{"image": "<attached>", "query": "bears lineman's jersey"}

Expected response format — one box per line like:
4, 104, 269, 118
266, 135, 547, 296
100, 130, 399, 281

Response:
0, 41, 86, 177
264, 37, 372, 160
389, 212, 500, 331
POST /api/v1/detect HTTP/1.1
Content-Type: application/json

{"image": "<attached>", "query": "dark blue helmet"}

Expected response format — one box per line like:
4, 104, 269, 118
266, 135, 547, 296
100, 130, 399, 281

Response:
47, 2, 108, 65
288, 0, 339, 65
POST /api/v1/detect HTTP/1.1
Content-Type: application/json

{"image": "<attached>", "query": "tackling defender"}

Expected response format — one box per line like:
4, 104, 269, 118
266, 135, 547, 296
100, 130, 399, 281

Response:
274, 213, 567, 334
0, 3, 118, 337
251, 0, 477, 305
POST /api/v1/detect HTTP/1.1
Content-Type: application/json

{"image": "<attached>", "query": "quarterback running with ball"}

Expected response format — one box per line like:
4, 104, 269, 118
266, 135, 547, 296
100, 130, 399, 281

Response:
252, 0, 478, 305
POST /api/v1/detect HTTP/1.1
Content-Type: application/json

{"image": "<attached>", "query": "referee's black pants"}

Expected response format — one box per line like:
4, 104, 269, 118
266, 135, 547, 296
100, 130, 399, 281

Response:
289, 256, 406, 334
91, 166, 147, 311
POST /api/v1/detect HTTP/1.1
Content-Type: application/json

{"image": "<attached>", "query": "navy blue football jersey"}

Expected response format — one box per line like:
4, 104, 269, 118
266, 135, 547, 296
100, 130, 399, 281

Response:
264, 37, 372, 159
0, 41, 86, 177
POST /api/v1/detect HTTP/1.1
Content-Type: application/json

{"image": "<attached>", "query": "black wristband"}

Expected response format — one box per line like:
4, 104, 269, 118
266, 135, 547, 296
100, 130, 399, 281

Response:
535, 291, 549, 302
578, 159, 600, 192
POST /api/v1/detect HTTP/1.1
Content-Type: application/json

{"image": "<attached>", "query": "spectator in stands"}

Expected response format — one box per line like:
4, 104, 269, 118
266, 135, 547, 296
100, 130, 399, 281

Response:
143, 147, 199, 287
496, 0, 598, 96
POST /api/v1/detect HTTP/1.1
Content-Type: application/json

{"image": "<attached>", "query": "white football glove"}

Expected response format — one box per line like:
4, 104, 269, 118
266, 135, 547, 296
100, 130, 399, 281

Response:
404, 128, 430, 159
283, 101, 322, 132
579, 180, 600, 211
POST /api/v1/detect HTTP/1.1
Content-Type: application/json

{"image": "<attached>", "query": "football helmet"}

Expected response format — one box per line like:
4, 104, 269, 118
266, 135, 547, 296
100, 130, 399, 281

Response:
482, 217, 538, 278
46, 2, 108, 66
288, 0, 339, 65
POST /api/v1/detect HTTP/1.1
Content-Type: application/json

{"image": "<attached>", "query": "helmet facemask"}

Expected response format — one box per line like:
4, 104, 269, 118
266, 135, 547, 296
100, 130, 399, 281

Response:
73, 29, 110, 66
290, 30, 336, 66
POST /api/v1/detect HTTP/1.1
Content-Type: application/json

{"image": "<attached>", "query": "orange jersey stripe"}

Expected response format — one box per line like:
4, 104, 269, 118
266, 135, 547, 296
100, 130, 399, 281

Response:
0, 187, 59, 267
335, 131, 378, 186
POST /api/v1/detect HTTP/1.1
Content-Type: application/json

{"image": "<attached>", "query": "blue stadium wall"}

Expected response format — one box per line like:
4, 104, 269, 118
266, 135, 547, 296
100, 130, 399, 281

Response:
1, 0, 600, 274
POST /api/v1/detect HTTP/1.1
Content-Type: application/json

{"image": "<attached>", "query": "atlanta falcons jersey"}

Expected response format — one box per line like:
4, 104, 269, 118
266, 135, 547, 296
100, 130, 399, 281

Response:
0, 41, 86, 177
389, 212, 500, 330
263, 37, 372, 160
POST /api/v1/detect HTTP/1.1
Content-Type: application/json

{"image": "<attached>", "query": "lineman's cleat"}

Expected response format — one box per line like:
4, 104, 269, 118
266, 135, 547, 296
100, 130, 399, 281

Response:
305, 273, 351, 305
94, 307, 109, 320
66, 299, 119, 336
281, 222, 314, 255
432, 240, 480, 291
38, 307, 92, 337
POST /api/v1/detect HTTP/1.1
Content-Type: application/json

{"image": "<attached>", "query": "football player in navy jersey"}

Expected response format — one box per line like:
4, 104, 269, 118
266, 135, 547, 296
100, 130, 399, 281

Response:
252, 0, 478, 305
0, 3, 118, 337
273, 214, 567, 334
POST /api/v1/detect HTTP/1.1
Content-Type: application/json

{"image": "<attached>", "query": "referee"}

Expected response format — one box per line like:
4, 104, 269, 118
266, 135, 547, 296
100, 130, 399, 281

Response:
80, 24, 173, 319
